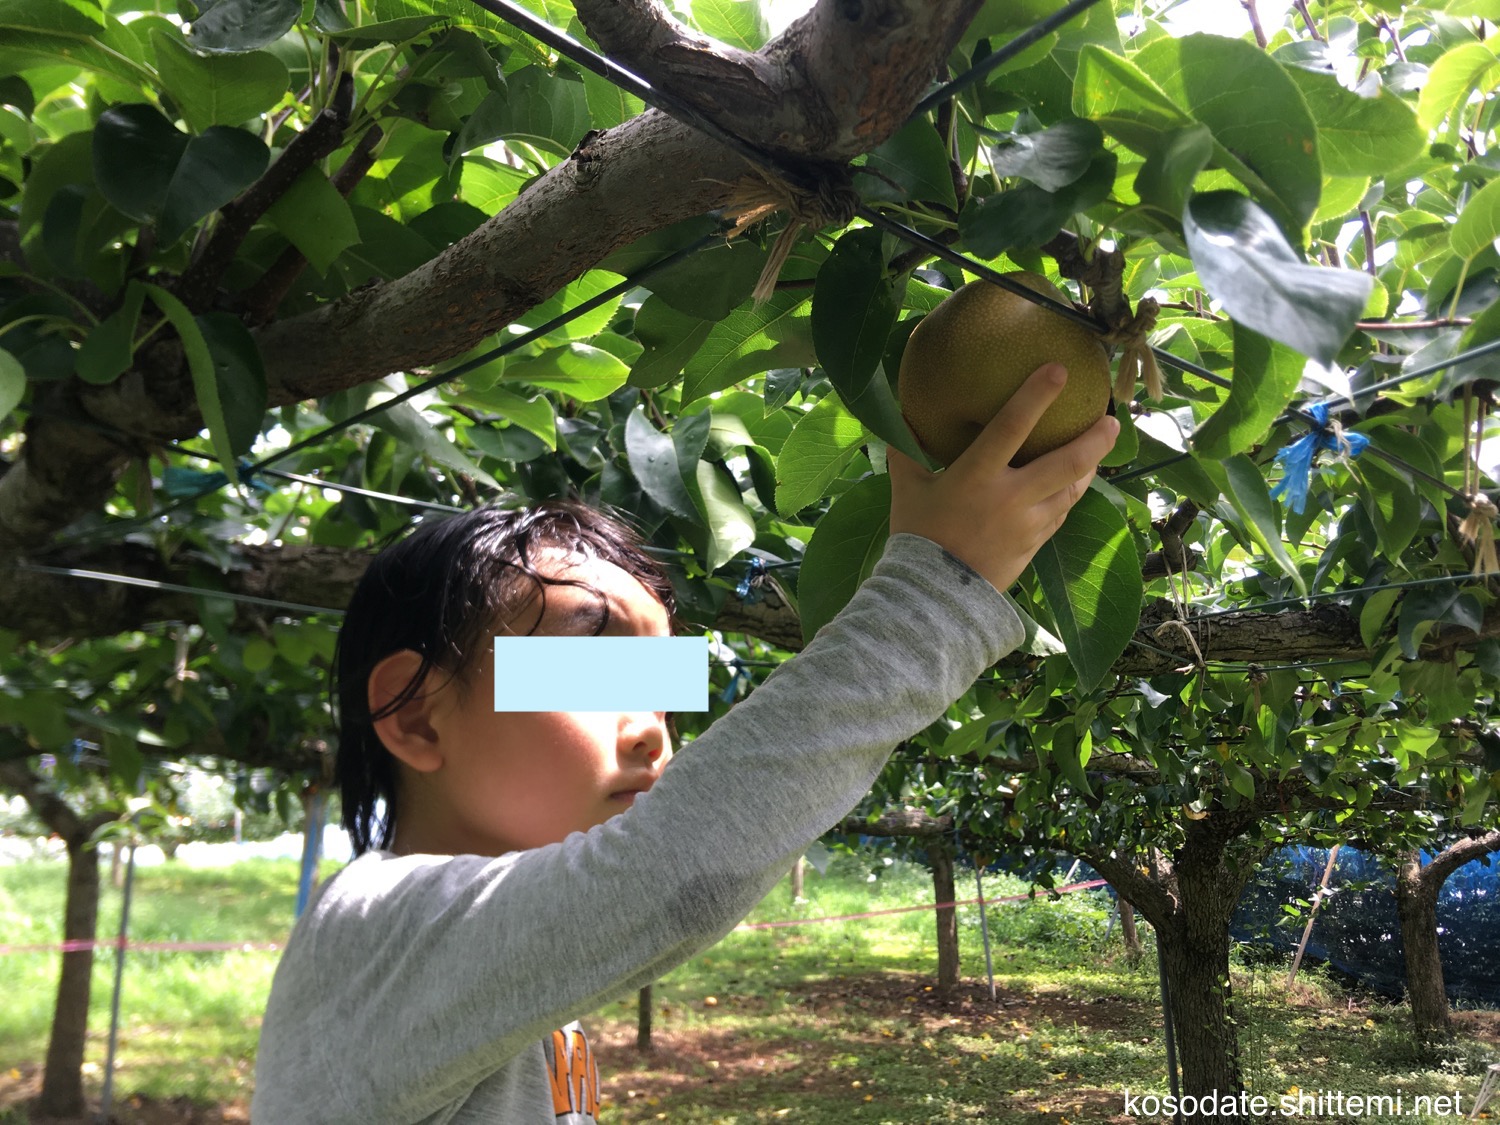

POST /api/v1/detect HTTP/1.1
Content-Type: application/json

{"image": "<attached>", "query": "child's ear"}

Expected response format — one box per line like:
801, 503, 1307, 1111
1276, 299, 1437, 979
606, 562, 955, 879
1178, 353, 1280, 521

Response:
367, 650, 444, 773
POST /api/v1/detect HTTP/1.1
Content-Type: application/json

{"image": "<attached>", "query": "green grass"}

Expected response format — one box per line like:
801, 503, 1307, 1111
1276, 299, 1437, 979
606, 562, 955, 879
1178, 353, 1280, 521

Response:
0, 852, 1496, 1123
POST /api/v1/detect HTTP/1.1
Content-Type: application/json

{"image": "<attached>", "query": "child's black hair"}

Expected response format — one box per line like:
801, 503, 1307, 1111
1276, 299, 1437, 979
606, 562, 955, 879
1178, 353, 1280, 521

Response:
332, 497, 682, 856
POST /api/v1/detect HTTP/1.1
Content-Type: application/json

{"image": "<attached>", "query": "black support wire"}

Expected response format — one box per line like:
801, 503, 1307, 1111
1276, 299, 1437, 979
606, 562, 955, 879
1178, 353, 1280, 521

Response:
909, 0, 1108, 117
8, 563, 347, 617
239, 230, 720, 480
854, 207, 1237, 392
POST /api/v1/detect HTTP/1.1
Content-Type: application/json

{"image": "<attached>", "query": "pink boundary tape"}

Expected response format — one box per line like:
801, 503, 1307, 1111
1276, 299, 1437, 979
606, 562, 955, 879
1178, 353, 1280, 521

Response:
733, 878, 1109, 930
0, 879, 1110, 954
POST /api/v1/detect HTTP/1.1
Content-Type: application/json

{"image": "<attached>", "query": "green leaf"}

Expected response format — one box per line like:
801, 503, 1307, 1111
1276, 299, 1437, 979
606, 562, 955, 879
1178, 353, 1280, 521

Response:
1030, 487, 1142, 694
0, 0, 153, 88
458, 155, 531, 213
1358, 585, 1402, 651
75, 279, 145, 385
339, 205, 437, 285
1282, 65, 1424, 179
1133, 123, 1213, 221
858, 118, 957, 208
1191, 323, 1304, 460
774, 393, 866, 518
684, 459, 757, 573
1355, 456, 1422, 561
1212, 454, 1306, 595
681, 290, 816, 407
1073, 44, 1193, 151
152, 31, 289, 132
195, 311, 268, 456
625, 405, 697, 520
454, 66, 589, 158
184, 0, 301, 53
1184, 191, 1370, 365
264, 167, 360, 274
1134, 34, 1322, 236
513, 269, 625, 345
362, 387, 499, 489
142, 283, 239, 487
1223, 759, 1256, 800
1451, 177, 1500, 265
958, 152, 1116, 258
328, 15, 446, 44
159, 127, 269, 245
684, 0, 768, 50
987, 118, 1103, 192
92, 103, 186, 222
1460, 772, 1493, 826
813, 228, 900, 393
0, 346, 24, 418
629, 297, 712, 388
580, 65, 643, 129
1417, 42, 1499, 135
1398, 586, 1483, 660
459, 387, 556, 451
640, 236, 771, 322
501, 343, 630, 403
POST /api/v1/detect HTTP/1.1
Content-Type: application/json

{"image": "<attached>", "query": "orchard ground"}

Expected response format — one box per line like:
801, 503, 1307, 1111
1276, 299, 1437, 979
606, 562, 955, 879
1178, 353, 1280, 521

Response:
0, 851, 1496, 1124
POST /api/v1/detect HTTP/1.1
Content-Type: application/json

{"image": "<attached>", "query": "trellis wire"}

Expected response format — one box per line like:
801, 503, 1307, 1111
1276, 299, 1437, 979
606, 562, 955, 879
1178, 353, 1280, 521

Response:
909, 0, 1108, 116
238, 230, 721, 480
6, 562, 347, 617
21, 1, 1488, 656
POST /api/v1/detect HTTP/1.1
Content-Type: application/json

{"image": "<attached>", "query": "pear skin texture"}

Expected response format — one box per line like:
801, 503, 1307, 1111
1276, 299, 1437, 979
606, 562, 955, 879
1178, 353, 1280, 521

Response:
898, 274, 1113, 467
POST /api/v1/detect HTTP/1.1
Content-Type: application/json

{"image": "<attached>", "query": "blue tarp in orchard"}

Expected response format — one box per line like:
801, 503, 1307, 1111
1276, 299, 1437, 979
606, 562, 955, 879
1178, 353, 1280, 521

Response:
1231, 846, 1500, 1006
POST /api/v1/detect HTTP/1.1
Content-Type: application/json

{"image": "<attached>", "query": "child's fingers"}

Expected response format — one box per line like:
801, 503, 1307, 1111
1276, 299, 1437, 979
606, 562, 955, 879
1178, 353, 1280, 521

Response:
954, 364, 1069, 471
1012, 412, 1118, 506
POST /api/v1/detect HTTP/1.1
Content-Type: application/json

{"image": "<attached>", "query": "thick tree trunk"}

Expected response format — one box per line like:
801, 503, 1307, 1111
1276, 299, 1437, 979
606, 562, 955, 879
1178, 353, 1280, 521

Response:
1395, 850, 1452, 1046
1157, 922, 1243, 1122
928, 842, 959, 993
1119, 897, 1143, 962
1079, 828, 1266, 1125
36, 835, 102, 1118
1159, 851, 1247, 1120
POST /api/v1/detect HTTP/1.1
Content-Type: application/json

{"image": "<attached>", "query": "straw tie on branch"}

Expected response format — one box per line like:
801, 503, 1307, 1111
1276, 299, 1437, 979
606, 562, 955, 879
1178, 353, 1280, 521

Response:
719, 164, 861, 304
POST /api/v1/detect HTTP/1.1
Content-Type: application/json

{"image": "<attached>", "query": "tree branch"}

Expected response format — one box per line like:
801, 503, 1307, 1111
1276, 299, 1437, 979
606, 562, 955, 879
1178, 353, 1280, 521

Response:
1, 3, 983, 562
172, 75, 356, 314
1418, 828, 1500, 890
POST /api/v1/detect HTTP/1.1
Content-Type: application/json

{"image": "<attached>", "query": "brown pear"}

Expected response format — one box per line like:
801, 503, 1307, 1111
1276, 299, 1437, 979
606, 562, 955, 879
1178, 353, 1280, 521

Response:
898, 274, 1113, 467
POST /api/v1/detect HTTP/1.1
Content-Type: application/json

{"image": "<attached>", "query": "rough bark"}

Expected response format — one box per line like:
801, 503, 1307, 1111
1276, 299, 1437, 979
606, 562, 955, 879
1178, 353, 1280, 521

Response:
0, 762, 114, 1118
1074, 818, 1271, 1124
0, 0, 981, 565
12, 523, 1500, 682
1393, 831, 1500, 1047
928, 840, 960, 993
37, 835, 103, 1117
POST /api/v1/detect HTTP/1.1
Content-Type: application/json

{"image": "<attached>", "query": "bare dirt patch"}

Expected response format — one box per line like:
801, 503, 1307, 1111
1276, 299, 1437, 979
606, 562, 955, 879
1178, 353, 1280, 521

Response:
782, 969, 1154, 1035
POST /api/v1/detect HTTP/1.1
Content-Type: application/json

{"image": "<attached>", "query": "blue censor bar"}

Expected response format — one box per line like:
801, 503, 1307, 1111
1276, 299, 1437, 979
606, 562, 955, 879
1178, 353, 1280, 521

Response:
493, 637, 710, 712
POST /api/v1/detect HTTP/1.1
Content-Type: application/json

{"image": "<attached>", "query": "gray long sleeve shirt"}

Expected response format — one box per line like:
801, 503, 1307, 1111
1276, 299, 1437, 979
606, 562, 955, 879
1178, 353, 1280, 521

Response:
249, 532, 1024, 1123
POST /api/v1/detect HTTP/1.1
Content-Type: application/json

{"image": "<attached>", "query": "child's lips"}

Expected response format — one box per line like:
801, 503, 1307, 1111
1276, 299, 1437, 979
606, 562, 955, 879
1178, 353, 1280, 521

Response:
609, 786, 651, 803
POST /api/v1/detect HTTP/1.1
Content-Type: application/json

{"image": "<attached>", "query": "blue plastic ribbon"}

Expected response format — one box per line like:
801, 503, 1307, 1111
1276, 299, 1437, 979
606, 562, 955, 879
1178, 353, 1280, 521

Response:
162, 463, 273, 499
1269, 403, 1370, 515
720, 659, 745, 702
736, 556, 767, 604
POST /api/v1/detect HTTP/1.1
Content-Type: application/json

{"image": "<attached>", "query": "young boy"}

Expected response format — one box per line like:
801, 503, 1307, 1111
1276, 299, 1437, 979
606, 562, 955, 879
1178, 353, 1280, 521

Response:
250, 364, 1118, 1122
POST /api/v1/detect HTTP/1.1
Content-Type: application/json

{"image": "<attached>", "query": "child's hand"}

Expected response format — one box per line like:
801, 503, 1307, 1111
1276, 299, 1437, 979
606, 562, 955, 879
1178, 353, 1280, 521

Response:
885, 363, 1121, 595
